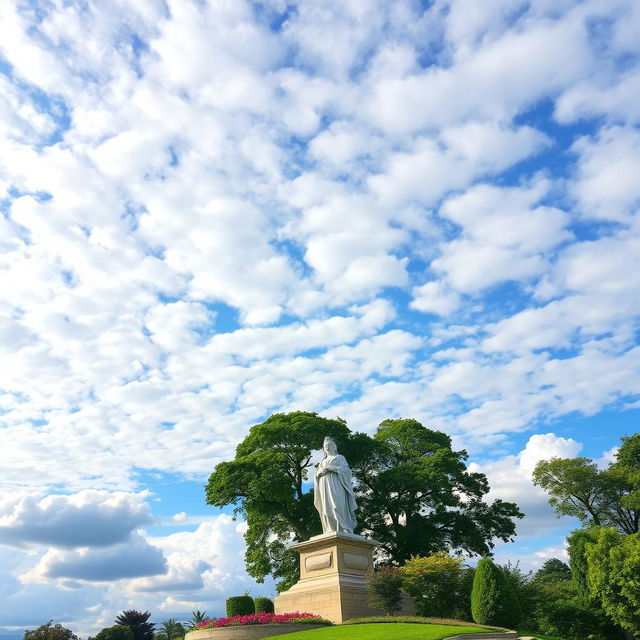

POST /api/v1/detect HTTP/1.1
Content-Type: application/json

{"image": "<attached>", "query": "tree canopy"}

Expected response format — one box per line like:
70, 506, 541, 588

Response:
533, 434, 640, 534
206, 412, 523, 589
114, 611, 154, 640
355, 418, 523, 563
533, 558, 573, 584
24, 623, 79, 640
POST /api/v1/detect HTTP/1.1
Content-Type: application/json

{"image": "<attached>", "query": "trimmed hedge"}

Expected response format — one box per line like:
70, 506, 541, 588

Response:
253, 597, 274, 614
344, 616, 504, 630
226, 596, 255, 617
471, 557, 521, 629
95, 627, 133, 640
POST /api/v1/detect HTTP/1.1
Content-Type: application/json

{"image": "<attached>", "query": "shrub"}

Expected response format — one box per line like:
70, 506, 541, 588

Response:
253, 597, 274, 614
499, 561, 534, 629
24, 622, 79, 640
534, 595, 625, 640
367, 566, 404, 616
400, 553, 463, 618
585, 528, 640, 636
471, 557, 521, 628
95, 627, 133, 640
225, 596, 255, 617
567, 528, 598, 598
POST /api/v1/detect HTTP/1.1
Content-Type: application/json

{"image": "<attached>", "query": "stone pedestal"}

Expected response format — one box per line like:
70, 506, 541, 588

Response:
274, 532, 414, 623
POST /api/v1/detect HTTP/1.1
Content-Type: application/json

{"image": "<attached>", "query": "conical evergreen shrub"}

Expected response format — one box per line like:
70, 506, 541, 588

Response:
471, 557, 522, 629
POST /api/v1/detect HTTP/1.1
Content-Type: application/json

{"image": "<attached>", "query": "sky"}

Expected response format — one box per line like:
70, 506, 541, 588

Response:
0, 0, 639, 636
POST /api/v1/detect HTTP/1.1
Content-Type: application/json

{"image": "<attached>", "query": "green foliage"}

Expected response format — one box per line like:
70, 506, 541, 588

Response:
358, 419, 523, 563
400, 553, 464, 618
533, 594, 624, 640
114, 611, 154, 640
567, 529, 597, 598
499, 561, 532, 628
23, 622, 79, 640
455, 566, 476, 621
95, 627, 133, 640
206, 411, 351, 589
527, 546, 627, 640
367, 566, 404, 616
533, 558, 572, 584
154, 620, 184, 640
470, 557, 521, 628
253, 597, 274, 613
585, 527, 640, 635
533, 435, 640, 534
207, 413, 523, 586
185, 612, 207, 631
226, 595, 255, 617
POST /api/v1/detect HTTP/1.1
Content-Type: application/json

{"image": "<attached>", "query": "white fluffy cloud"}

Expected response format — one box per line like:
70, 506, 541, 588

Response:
570, 126, 640, 222
24, 533, 167, 583
0, 491, 152, 548
470, 433, 583, 538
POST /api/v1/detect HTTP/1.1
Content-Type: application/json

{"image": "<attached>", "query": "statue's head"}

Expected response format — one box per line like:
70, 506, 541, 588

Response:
323, 436, 338, 455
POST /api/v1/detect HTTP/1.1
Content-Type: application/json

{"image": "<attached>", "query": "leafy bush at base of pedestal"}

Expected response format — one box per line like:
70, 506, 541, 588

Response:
471, 557, 522, 628
95, 626, 134, 640
226, 596, 255, 617
254, 597, 274, 614
366, 566, 404, 615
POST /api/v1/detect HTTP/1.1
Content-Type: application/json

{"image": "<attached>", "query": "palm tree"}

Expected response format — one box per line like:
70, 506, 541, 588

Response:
114, 610, 155, 640
154, 619, 185, 640
185, 612, 208, 631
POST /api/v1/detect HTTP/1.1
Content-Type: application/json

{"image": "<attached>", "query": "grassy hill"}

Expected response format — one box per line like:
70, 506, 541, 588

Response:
269, 622, 506, 640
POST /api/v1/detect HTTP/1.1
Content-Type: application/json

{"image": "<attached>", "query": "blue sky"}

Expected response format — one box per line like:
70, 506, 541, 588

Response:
1, 0, 639, 636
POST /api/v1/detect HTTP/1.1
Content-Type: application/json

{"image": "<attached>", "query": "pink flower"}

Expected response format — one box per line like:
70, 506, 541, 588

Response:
195, 613, 328, 629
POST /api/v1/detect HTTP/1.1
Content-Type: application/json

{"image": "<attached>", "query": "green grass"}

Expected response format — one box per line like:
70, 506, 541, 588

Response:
269, 623, 506, 640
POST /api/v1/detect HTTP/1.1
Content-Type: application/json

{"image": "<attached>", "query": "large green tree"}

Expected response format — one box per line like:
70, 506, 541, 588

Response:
206, 412, 522, 589
354, 419, 523, 562
533, 434, 640, 534
206, 411, 351, 589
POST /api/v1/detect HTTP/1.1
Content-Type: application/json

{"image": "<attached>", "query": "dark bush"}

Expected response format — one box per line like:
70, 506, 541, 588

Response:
367, 566, 404, 616
225, 596, 255, 617
471, 557, 521, 629
95, 627, 133, 640
253, 597, 274, 613
535, 595, 625, 640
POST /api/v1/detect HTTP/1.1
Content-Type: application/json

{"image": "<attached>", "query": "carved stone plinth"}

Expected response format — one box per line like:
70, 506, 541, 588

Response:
273, 532, 414, 623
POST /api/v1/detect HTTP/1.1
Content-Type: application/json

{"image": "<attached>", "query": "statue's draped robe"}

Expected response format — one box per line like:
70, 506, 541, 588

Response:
313, 453, 357, 534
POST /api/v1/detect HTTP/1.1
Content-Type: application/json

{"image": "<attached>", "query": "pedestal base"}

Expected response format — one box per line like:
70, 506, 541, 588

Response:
274, 532, 414, 623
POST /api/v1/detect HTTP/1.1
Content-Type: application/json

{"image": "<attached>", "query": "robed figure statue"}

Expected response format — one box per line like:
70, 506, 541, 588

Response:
313, 437, 358, 534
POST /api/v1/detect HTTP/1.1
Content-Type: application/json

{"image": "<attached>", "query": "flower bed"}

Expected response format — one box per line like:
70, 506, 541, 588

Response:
195, 613, 331, 629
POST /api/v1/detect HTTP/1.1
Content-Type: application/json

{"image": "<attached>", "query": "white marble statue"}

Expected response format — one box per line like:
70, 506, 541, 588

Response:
313, 436, 358, 534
